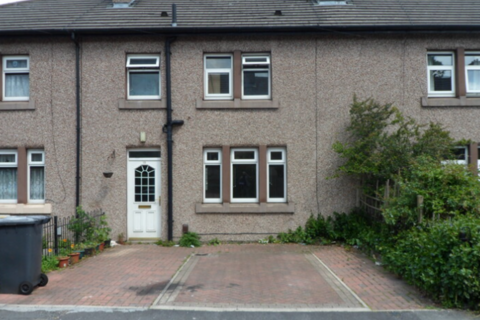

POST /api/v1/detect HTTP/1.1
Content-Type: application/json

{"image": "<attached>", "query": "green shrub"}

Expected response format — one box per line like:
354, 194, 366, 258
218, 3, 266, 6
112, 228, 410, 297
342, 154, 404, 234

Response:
382, 215, 480, 309
179, 232, 201, 247
41, 255, 59, 273
278, 226, 313, 244
207, 238, 221, 246
155, 239, 175, 247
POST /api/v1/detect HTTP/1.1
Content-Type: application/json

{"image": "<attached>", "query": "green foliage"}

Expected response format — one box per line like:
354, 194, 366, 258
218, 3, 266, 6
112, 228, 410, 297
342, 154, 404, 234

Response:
207, 238, 221, 246
277, 226, 313, 244
41, 255, 59, 273
94, 215, 111, 243
332, 97, 453, 187
68, 206, 96, 242
382, 215, 480, 309
179, 232, 201, 247
305, 214, 336, 242
155, 239, 175, 247
383, 156, 480, 226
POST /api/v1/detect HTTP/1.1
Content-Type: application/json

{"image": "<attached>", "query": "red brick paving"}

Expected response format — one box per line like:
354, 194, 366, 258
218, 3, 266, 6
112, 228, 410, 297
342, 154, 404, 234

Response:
312, 245, 434, 310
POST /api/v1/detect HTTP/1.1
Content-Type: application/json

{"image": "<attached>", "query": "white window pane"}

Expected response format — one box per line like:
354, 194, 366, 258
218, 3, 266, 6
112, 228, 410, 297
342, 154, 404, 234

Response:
430, 70, 452, 91
466, 56, 480, 66
468, 70, 480, 91
205, 165, 221, 199
129, 72, 159, 96
232, 164, 256, 199
6, 59, 27, 69
30, 167, 44, 200
129, 58, 157, 65
269, 164, 285, 199
31, 153, 43, 162
206, 57, 231, 69
0, 154, 15, 163
5, 74, 29, 97
208, 73, 229, 94
0, 168, 17, 200
243, 70, 269, 96
428, 54, 452, 66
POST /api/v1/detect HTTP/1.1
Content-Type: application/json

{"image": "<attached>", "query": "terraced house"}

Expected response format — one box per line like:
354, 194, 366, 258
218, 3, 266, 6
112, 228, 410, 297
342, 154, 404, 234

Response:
0, 0, 479, 241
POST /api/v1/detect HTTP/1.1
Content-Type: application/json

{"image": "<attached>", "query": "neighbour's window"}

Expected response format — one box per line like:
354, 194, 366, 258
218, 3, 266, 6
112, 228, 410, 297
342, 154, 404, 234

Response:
267, 148, 286, 202
242, 55, 271, 99
231, 148, 258, 203
204, 54, 233, 99
442, 146, 468, 166
465, 53, 480, 95
126, 54, 160, 100
427, 52, 455, 97
203, 149, 222, 203
28, 150, 45, 203
0, 150, 18, 203
2, 56, 30, 101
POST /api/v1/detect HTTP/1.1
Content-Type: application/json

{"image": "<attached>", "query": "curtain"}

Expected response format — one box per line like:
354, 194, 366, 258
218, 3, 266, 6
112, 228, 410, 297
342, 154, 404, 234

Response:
5, 74, 29, 97
468, 70, 480, 91
0, 168, 17, 200
30, 167, 45, 200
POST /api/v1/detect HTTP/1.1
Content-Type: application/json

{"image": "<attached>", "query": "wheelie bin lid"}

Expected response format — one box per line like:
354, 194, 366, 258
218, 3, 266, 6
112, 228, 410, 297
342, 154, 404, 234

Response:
0, 215, 51, 226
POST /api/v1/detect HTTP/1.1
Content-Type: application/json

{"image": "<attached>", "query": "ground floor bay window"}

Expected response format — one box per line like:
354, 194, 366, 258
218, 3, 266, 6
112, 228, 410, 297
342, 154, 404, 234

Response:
203, 146, 287, 204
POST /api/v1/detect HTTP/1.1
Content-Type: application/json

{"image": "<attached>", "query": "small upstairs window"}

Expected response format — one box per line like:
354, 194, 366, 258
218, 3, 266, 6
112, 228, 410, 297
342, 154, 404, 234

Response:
314, 0, 348, 6
2, 56, 29, 101
465, 53, 480, 95
242, 55, 271, 99
427, 52, 455, 97
204, 54, 233, 100
126, 54, 160, 100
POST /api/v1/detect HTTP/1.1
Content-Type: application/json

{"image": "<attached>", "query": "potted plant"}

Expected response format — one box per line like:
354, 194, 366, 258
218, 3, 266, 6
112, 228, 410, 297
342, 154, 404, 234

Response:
57, 248, 71, 268
95, 215, 111, 252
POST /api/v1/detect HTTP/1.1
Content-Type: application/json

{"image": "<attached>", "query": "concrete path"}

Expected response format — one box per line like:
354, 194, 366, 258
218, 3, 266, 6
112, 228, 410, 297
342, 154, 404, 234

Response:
0, 244, 435, 311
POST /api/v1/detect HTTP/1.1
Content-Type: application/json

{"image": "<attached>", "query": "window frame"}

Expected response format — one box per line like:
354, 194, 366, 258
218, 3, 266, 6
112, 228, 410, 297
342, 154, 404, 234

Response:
230, 148, 258, 203
427, 52, 455, 98
465, 52, 480, 95
27, 149, 45, 204
2, 56, 30, 102
204, 54, 233, 100
241, 54, 271, 100
126, 54, 161, 101
0, 149, 18, 204
203, 148, 222, 203
267, 148, 287, 203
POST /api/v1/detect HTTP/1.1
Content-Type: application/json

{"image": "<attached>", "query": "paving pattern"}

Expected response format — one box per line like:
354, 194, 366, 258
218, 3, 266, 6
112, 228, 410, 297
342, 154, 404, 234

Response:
0, 244, 435, 310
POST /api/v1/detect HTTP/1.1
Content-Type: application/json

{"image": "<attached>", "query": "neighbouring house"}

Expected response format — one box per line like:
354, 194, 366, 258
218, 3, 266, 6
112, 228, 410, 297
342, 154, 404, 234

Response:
1, 0, 480, 241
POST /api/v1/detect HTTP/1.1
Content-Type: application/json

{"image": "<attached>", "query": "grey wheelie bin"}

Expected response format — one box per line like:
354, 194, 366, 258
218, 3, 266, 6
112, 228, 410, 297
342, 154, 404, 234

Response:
0, 215, 51, 295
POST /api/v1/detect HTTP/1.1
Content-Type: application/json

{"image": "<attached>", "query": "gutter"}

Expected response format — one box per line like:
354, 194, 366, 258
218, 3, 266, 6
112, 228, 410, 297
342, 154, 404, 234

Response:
71, 33, 81, 212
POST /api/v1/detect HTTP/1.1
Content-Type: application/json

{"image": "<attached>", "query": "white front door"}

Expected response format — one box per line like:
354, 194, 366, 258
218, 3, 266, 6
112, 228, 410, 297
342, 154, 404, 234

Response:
127, 149, 161, 239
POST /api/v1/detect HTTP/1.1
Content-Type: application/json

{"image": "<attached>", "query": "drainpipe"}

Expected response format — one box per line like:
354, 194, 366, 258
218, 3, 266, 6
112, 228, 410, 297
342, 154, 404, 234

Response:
71, 33, 81, 213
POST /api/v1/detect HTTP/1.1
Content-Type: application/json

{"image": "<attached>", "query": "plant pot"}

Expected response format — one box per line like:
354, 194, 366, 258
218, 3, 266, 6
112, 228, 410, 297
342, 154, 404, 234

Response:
74, 249, 85, 259
58, 256, 69, 268
95, 244, 100, 251
104, 239, 111, 248
84, 247, 94, 257
99, 242, 105, 252
69, 252, 80, 264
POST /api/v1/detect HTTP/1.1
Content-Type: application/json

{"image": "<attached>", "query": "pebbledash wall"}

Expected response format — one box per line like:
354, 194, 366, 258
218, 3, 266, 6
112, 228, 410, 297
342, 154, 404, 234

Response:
2, 33, 480, 241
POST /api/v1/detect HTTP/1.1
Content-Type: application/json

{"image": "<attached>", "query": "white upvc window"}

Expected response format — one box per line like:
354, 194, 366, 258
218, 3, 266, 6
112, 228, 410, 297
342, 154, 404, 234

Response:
442, 146, 468, 166
2, 56, 30, 101
267, 148, 286, 203
0, 150, 18, 203
427, 52, 455, 97
242, 54, 271, 100
28, 150, 45, 203
204, 54, 233, 100
465, 52, 480, 95
203, 149, 222, 203
126, 54, 160, 100
231, 148, 258, 203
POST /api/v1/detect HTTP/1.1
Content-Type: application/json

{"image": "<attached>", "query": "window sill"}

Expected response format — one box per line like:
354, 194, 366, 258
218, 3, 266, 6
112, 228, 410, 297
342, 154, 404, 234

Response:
118, 98, 166, 110
195, 202, 294, 214
0, 100, 35, 111
196, 98, 279, 109
0, 203, 52, 215
421, 96, 480, 107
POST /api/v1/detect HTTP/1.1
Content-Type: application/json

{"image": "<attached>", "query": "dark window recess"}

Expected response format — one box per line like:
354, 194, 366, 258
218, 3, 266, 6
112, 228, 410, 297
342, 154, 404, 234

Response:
234, 151, 255, 159
205, 165, 221, 199
269, 165, 285, 199
432, 71, 452, 91
243, 70, 269, 96
129, 151, 161, 158
232, 164, 256, 199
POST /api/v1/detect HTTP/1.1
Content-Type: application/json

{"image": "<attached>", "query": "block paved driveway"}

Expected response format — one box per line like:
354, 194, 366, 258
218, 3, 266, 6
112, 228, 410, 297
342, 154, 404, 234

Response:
0, 244, 434, 310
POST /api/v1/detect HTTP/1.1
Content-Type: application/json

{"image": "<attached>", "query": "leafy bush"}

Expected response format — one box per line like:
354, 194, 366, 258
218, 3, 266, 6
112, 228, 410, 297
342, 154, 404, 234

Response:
179, 232, 201, 247
156, 239, 175, 247
382, 215, 480, 309
383, 156, 480, 226
277, 226, 312, 244
208, 238, 221, 246
41, 255, 59, 273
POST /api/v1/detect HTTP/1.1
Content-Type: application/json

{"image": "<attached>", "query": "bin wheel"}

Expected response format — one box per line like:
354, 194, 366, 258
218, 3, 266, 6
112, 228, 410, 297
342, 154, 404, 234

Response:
19, 281, 33, 295
38, 274, 48, 287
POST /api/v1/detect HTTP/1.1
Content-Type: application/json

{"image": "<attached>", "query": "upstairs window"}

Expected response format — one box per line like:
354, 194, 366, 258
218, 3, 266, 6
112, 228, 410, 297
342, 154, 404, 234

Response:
0, 150, 17, 203
204, 54, 233, 100
242, 55, 271, 99
427, 52, 455, 97
465, 53, 480, 95
28, 150, 45, 203
126, 54, 160, 100
2, 56, 29, 101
